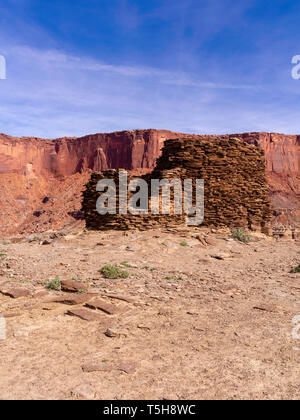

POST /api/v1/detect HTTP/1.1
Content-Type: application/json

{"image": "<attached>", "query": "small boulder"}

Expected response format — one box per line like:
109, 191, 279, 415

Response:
61, 280, 88, 293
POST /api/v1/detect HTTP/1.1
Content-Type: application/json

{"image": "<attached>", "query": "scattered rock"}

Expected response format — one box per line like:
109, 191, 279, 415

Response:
126, 245, 140, 252
253, 304, 277, 313
137, 324, 151, 331
0, 288, 31, 299
210, 253, 232, 260
2, 312, 21, 318
205, 237, 221, 246
66, 308, 106, 321
105, 294, 135, 304
82, 361, 137, 375
40, 239, 52, 245
198, 258, 211, 264
117, 362, 138, 374
61, 280, 88, 293
85, 299, 119, 315
82, 362, 111, 373
104, 328, 127, 338
52, 294, 94, 305
158, 309, 172, 316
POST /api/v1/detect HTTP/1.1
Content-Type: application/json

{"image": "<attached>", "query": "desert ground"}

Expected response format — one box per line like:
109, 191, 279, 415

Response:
0, 227, 299, 400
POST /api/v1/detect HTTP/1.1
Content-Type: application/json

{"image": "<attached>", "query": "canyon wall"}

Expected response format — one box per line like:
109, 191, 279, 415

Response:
0, 129, 299, 236
0, 130, 196, 177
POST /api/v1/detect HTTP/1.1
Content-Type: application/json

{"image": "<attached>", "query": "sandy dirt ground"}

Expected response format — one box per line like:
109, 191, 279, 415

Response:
0, 227, 299, 400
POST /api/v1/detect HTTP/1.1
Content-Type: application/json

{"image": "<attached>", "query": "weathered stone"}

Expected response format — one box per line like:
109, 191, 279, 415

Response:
105, 294, 134, 304
40, 239, 52, 245
104, 328, 121, 338
61, 280, 88, 293
52, 294, 94, 305
117, 362, 138, 374
253, 304, 277, 313
85, 299, 119, 315
205, 237, 219, 246
126, 245, 140, 252
66, 308, 105, 321
210, 253, 232, 260
82, 362, 111, 373
2, 312, 21, 318
0, 288, 31, 298
81, 361, 137, 374
137, 324, 151, 330
82, 137, 272, 232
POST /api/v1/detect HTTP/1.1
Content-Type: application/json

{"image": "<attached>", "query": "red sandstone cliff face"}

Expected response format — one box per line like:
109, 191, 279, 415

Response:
0, 129, 299, 235
0, 130, 196, 177
230, 133, 300, 226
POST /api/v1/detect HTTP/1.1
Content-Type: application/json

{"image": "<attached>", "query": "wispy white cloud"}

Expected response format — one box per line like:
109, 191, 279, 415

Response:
11, 45, 260, 90
0, 43, 269, 138
0, 9, 300, 139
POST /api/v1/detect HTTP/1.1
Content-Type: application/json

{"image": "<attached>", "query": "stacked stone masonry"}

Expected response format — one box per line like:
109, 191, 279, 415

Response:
81, 137, 272, 232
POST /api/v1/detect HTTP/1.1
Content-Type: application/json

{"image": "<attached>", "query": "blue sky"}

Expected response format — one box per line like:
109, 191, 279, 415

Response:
1, 0, 300, 138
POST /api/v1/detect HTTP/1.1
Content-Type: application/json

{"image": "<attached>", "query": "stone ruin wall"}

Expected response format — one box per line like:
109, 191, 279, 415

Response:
81, 137, 272, 233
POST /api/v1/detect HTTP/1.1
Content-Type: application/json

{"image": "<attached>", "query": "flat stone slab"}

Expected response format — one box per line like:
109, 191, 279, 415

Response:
82, 361, 138, 374
0, 288, 31, 298
2, 312, 21, 318
61, 280, 88, 293
66, 308, 106, 321
104, 294, 135, 304
85, 299, 119, 315
82, 362, 112, 373
253, 304, 277, 313
52, 294, 94, 305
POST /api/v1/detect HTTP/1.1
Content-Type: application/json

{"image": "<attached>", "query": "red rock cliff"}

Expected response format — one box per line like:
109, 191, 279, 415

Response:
0, 129, 197, 177
0, 129, 299, 235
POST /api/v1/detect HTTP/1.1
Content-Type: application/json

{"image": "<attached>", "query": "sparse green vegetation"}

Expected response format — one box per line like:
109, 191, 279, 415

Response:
77, 289, 86, 294
120, 261, 133, 268
231, 228, 251, 243
143, 265, 149, 270
20, 279, 29, 283
180, 241, 188, 247
99, 264, 130, 279
1, 240, 10, 245
45, 276, 61, 291
290, 264, 300, 273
